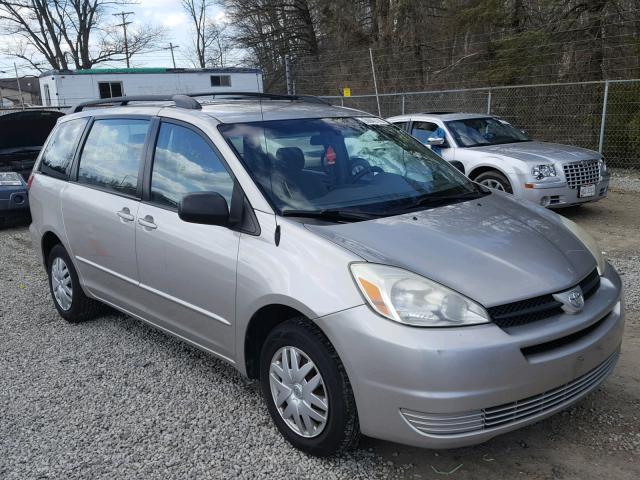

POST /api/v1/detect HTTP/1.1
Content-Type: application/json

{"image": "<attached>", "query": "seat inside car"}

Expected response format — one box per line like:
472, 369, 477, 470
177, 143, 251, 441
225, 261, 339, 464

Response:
275, 147, 327, 199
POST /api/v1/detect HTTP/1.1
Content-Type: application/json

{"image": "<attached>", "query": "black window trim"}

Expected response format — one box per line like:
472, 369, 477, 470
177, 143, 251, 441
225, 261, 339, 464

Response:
70, 114, 154, 201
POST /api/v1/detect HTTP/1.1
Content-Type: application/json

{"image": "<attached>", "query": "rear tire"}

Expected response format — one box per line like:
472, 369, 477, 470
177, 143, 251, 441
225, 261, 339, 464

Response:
260, 318, 360, 456
474, 170, 513, 193
47, 244, 104, 322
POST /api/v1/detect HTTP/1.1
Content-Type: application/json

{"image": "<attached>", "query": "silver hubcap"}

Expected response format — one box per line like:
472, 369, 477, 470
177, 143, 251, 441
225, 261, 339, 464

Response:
480, 178, 506, 191
51, 257, 73, 311
269, 346, 329, 438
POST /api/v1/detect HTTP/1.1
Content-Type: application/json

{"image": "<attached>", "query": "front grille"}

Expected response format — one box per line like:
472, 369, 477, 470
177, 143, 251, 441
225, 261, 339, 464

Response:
563, 159, 600, 189
400, 352, 618, 436
487, 268, 600, 328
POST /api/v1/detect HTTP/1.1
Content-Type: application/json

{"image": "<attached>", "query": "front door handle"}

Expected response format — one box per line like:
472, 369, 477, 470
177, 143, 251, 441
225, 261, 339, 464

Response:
117, 208, 134, 222
138, 215, 157, 230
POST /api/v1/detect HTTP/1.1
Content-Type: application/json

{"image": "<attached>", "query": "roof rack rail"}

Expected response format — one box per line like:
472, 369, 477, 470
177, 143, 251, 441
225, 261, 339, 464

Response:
185, 91, 331, 105
69, 91, 331, 113
70, 94, 201, 113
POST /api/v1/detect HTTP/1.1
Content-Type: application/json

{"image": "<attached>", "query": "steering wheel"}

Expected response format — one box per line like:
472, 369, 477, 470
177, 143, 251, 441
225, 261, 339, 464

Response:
352, 165, 384, 182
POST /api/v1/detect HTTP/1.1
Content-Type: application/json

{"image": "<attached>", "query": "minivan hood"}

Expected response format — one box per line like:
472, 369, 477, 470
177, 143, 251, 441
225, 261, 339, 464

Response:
470, 141, 599, 164
306, 193, 595, 307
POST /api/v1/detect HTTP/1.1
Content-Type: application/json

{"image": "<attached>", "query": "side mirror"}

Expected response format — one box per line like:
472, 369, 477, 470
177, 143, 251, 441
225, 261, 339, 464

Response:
427, 137, 446, 147
179, 192, 229, 226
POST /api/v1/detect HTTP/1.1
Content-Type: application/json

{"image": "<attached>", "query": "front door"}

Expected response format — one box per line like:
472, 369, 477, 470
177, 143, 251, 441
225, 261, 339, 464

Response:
62, 117, 151, 310
135, 120, 239, 360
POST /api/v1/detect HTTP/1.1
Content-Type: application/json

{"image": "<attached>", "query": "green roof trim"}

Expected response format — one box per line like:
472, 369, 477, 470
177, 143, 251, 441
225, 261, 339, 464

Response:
75, 68, 168, 74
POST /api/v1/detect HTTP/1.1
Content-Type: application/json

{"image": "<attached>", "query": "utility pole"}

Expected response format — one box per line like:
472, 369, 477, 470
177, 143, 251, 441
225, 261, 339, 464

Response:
113, 11, 134, 68
14, 63, 24, 110
165, 43, 179, 68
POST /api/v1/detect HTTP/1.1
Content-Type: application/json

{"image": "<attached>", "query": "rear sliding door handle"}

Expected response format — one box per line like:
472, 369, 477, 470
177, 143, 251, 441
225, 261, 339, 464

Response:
138, 215, 157, 230
117, 208, 134, 222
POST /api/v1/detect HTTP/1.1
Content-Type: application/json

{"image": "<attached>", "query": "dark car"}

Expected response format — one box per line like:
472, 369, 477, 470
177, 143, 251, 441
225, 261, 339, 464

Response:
0, 109, 64, 224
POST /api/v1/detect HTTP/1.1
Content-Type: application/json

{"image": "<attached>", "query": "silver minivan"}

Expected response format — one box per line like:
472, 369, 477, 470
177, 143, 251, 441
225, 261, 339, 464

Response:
29, 94, 624, 456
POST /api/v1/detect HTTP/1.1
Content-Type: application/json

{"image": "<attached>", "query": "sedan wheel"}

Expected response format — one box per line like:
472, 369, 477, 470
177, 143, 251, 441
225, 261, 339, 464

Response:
474, 170, 513, 194
269, 346, 329, 438
479, 178, 506, 191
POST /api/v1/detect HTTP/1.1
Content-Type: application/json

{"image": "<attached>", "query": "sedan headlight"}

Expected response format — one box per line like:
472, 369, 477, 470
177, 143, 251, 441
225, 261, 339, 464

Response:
558, 216, 606, 275
599, 157, 608, 177
532, 164, 556, 180
350, 263, 490, 327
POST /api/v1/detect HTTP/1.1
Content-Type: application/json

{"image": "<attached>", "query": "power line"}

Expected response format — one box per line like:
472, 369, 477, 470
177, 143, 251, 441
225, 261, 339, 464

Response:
113, 11, 135, 68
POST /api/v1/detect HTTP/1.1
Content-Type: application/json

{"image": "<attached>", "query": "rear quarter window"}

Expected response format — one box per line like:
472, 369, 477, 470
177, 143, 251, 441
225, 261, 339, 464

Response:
39, 118, 89, 179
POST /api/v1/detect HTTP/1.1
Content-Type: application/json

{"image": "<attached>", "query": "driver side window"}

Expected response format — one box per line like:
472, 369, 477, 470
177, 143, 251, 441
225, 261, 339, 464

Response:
410, 121, 441, 144
150, 122, 234, 209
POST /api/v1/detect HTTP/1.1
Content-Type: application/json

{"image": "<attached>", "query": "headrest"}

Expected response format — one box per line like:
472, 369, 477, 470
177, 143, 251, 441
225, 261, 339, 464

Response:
276, 147, 305, 172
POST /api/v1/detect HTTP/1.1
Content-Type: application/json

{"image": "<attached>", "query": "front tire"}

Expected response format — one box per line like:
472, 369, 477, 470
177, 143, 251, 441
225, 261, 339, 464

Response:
260, 318, 360, 456
47, 244, 104, 322
475, 170, 513, 193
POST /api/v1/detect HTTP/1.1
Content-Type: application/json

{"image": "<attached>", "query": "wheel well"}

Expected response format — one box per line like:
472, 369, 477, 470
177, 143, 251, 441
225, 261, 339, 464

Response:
450, 161, 465, 174
468, 166, 501, 180
244, 304, 307, 379
41, 231, 62, 266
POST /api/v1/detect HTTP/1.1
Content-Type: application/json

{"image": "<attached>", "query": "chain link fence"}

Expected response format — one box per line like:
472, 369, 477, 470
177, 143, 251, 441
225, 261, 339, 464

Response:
322, 79, 640, 168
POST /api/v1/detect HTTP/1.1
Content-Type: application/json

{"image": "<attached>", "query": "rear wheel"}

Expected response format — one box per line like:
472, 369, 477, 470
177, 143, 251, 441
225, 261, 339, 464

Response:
47, 244, 104, 322
474, 170, 513, 194
260, 318, 360, 456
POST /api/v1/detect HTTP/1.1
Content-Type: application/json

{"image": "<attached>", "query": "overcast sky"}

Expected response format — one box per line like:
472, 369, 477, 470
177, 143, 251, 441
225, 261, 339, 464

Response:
0, 0, 229, 77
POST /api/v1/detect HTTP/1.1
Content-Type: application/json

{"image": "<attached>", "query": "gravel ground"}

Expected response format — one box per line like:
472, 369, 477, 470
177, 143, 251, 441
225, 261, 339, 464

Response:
610, 168, 640, 193
1, 185, 639, 480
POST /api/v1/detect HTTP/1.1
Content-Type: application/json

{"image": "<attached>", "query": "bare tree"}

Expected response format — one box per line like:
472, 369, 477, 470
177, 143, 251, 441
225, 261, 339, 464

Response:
0, 0, 164, 71
182, 0, 232, 68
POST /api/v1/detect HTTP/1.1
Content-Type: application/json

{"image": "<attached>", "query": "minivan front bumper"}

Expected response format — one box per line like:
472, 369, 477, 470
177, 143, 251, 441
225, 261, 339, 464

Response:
315, 263, 624, 449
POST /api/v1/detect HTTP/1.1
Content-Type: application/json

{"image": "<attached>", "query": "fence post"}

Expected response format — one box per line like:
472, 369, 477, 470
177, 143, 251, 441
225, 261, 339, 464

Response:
486, 88, 492, 114
401, 95, 405, 115
369, 48, 381, 117
598, 80, 609, 154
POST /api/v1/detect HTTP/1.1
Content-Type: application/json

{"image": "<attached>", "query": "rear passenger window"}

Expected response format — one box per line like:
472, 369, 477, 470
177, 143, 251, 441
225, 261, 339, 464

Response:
150, 122, 234, 209
39, 118, 88, 178
78, 118, 150, 196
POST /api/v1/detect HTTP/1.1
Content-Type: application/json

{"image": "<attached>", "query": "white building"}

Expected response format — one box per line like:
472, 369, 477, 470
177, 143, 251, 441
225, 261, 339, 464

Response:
39, 67, 264, 107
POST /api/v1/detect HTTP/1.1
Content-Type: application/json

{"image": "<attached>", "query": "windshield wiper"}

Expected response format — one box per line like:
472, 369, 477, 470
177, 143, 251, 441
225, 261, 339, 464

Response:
397, 190, 488, 212
281, 208, 380, 222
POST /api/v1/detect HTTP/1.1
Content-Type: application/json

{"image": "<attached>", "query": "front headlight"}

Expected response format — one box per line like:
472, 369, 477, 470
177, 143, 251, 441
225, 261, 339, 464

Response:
532, 164, 556, 180
350, 263, 490, 327
599, 157, 608, 177
0, 172, 23, 186
558, 216, 606, 275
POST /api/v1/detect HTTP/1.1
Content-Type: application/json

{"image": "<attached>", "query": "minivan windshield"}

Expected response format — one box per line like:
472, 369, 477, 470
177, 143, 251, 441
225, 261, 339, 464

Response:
446, 117, 530, 148
219, 117, 486, 219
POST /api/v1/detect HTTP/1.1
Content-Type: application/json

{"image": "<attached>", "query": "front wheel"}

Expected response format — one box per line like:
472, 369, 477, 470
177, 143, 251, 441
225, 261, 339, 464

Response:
474, 170, 513, 194
260, 318, 360, 456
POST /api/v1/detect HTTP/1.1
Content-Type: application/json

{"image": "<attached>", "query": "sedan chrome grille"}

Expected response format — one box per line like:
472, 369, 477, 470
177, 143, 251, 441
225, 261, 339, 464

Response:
400, 352, 618, 437
563, 159, 600, 189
